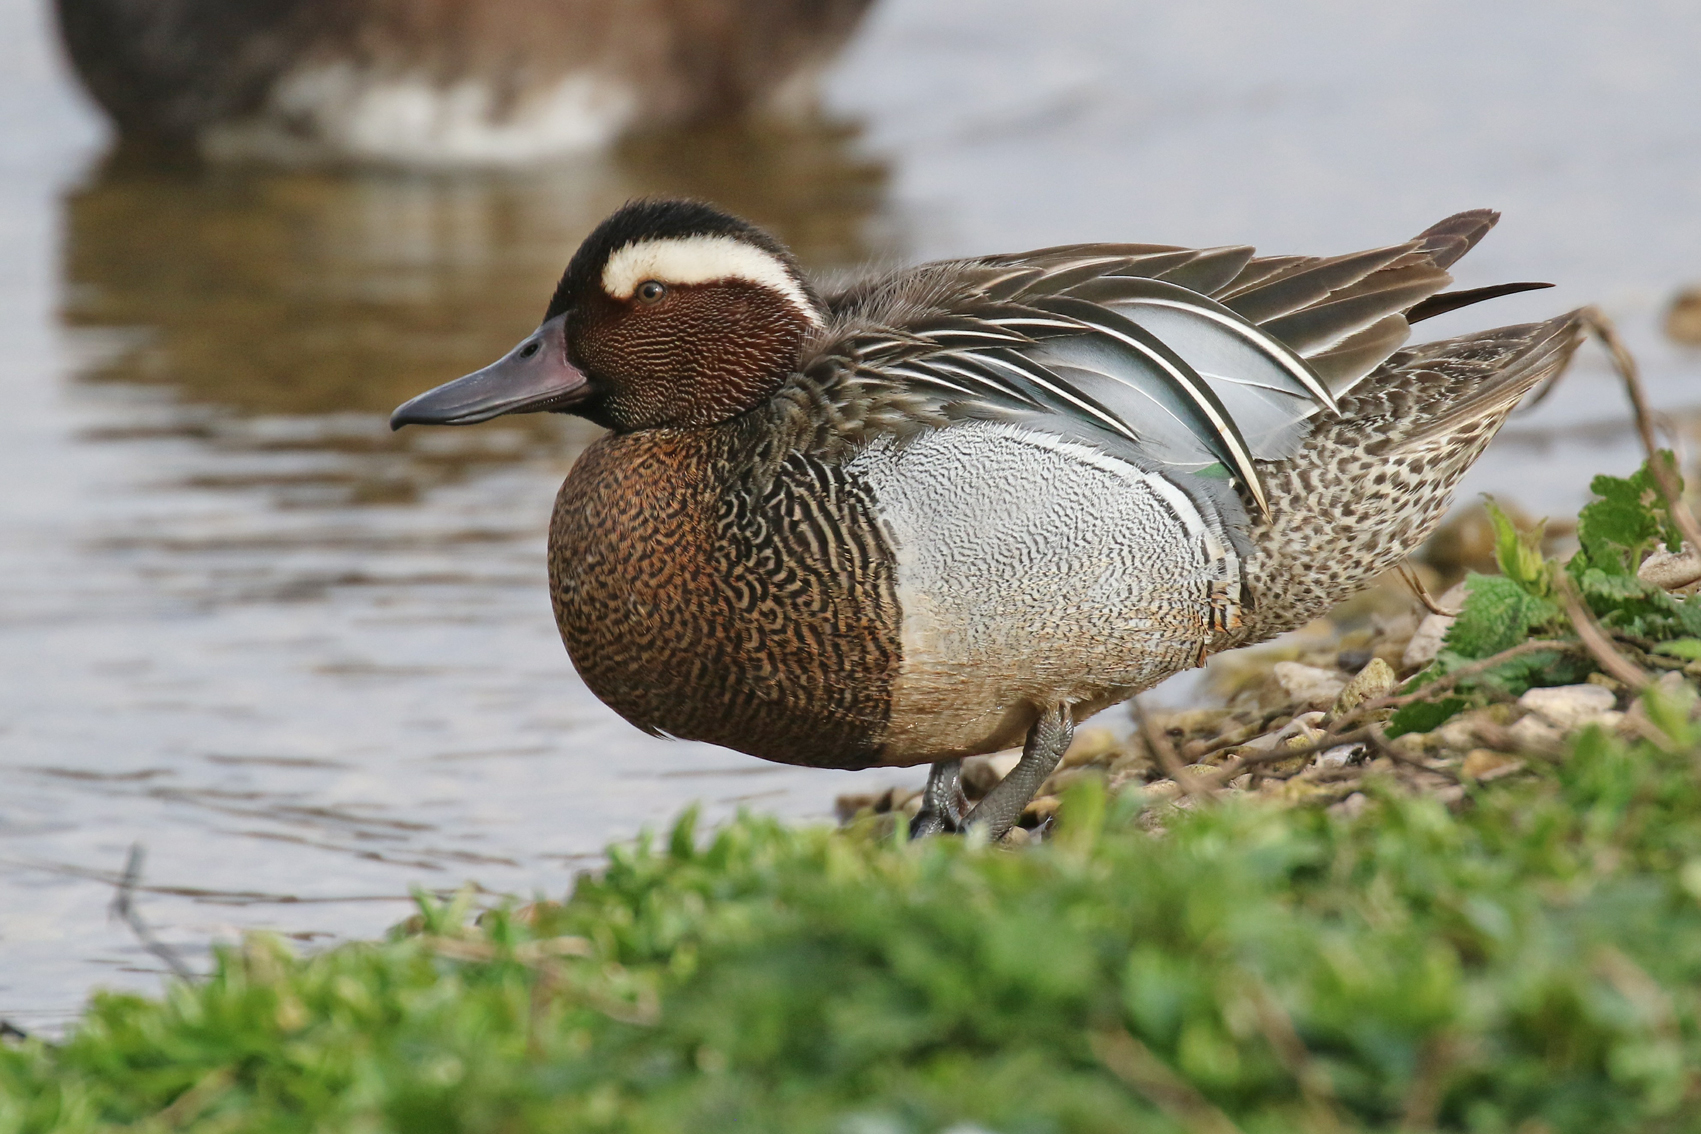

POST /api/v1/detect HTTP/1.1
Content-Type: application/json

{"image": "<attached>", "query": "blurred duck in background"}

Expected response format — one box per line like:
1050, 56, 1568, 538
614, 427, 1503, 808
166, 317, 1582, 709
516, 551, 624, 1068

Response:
53, 0, 875, 165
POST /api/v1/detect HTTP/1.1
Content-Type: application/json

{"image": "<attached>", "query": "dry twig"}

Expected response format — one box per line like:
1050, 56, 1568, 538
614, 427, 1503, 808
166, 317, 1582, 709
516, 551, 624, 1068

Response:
109, 844, 198, 983
1329, 639, 1579, 737
1371, 728, 1463, 785
1553, 575, 1652, 691
1091, 1026, 1244, 1134
1244, 978, 1345, 1131
1134, 698, 1216, 803
150, 1067, 235, 1130
1400, 1034, 1459, 1131
1203, 729, 1372, 788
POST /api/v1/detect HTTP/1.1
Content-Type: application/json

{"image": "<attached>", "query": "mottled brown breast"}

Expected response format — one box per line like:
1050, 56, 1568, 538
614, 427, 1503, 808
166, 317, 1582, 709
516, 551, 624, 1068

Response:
548, 425, 901, 769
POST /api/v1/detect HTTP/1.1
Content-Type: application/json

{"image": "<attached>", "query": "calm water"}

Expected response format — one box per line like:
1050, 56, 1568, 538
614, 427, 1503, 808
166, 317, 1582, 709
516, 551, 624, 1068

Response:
4, 0, 1701, 1028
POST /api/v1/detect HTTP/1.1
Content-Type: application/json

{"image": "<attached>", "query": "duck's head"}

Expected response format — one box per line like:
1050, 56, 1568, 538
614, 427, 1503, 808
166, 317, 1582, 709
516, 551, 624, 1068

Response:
390, 199, 822, 434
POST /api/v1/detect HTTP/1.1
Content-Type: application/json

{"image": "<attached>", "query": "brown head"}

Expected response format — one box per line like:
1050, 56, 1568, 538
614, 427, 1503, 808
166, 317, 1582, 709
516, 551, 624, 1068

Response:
390, 198, 823, 433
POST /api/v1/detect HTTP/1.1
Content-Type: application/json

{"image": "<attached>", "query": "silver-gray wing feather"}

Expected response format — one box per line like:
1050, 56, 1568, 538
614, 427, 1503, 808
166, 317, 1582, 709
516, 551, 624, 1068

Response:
800, 210, 1502, 519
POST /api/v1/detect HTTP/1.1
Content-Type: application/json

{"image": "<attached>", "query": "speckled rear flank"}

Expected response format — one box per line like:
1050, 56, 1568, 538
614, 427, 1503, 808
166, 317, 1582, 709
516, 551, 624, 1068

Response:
1218, 312, 1584, 650
548, 425, 902, 769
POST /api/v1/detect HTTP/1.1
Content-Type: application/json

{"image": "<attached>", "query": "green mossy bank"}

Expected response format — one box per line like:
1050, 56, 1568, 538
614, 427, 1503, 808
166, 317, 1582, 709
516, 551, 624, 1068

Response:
6, 719, 1701, 1133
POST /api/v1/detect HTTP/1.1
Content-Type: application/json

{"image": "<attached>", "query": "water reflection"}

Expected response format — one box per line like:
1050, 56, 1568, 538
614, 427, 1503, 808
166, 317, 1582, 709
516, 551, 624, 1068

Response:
63, 117, 889, 420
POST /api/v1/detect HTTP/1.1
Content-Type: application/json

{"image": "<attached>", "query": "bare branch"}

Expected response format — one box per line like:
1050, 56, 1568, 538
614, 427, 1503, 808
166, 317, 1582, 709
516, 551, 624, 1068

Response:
1367, 727, 1462, 785
1327, 639, 1579, 737
1244, 978, 1345, 1131
1202, 729, 1372, 787
1553, 575, 1652, 691
1134, 699, 1217, 803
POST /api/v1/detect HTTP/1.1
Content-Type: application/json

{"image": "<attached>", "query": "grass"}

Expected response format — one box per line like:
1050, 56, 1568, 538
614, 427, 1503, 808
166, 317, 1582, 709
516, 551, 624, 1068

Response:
6, 706, 1701, 1132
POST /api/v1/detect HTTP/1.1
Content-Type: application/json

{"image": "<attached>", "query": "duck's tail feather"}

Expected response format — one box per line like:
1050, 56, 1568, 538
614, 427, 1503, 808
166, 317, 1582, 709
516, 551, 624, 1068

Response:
1210, 209, 1514, 400
1389, 310, 1585, 448
1407, 281, 1555, 324
1411, 208, 1500, 270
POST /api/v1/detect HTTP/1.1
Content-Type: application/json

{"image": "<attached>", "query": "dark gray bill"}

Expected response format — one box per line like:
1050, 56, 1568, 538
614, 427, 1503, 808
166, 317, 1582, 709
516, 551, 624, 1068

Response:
390, 312, 587, 429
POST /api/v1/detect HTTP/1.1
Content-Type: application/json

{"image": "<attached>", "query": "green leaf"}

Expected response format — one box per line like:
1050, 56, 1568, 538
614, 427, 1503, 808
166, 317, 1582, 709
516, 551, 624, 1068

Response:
1385, 696, 1468, 738
1444, 573, 1561, 659
1653, 638, 1701, 660
1640, 680, 1699, 749
1485, 497, 1548, 595
1574, 454, 1684, 576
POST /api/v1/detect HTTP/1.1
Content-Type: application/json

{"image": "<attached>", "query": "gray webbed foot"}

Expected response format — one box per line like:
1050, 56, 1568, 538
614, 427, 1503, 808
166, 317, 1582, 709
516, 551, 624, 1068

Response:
910, 758, 967, 838
960, 704, 1073, 842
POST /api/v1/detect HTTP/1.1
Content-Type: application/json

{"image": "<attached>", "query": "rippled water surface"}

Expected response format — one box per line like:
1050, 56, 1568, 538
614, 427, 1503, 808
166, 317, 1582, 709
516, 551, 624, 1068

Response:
4, 0, 1701, 1028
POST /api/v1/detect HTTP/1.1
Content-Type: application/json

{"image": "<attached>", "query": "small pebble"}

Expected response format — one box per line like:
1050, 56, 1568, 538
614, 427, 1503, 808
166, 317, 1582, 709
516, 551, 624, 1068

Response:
1517, 684, 1617, 730
1401, 581, 1468, 668
1314, 744, 1361, 769
1336, 646, 1374, 672
1508, 713, 1565, 751
1462, 749, 1524, 782
1435, 713, 1483, 751
962, 750, 1022, 797
1059, 727, 1120, 769
1666, 286, 1701, 346
1022, 795, 1061, 823
1638, 542, 1701, 591
1241, 711, 1327, 753
1141, 780, 1184, 803
1329, 792, 1369, 819
1330, 657, 1397, 718
1273, 662, 1347, 710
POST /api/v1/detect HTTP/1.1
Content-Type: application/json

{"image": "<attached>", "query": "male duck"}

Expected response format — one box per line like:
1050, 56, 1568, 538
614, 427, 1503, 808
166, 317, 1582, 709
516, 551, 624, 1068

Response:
392, 199, 1580, 837
55, 0, 872, 164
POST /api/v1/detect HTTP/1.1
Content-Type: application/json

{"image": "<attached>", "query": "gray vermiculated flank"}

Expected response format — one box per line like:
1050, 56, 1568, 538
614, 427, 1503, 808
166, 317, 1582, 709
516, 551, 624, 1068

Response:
850, 419, 1244, 761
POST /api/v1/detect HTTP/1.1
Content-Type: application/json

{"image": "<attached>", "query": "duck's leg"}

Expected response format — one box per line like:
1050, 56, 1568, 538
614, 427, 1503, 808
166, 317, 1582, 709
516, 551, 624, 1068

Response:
911, 759, 967, 837
962, 704, 1073, 841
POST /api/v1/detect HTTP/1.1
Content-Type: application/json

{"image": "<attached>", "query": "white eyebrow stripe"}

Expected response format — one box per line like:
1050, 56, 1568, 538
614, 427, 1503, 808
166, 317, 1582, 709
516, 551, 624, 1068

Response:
601, 235, 824, 326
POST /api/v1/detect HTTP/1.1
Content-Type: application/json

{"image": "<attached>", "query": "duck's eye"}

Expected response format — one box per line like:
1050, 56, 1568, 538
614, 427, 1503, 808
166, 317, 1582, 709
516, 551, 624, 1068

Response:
636, 280, 667, 304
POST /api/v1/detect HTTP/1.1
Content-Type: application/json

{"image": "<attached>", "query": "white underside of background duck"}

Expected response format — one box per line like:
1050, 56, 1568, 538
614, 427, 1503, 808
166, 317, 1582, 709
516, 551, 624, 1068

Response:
205, 65, 642, 165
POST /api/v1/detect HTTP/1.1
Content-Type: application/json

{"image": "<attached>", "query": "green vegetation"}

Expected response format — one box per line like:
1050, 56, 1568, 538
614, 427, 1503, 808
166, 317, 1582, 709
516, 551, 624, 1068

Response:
7, 459, 1701, 1133
7, 712, 1701, 1133
1389, 457, 1701, 737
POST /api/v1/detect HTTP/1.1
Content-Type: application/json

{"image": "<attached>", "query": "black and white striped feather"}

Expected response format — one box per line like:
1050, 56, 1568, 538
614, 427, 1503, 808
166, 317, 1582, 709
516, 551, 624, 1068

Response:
792, 210, 1512, 519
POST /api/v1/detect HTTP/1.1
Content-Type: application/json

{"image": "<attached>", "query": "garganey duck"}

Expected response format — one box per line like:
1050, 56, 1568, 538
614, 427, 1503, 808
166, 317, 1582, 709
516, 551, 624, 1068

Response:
392, 199, 1579, 837
55, 0, 872, 164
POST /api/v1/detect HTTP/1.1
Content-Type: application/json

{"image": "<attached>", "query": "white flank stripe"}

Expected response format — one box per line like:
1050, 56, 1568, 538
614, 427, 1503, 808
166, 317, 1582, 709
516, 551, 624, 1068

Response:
601, 236, 823, 326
